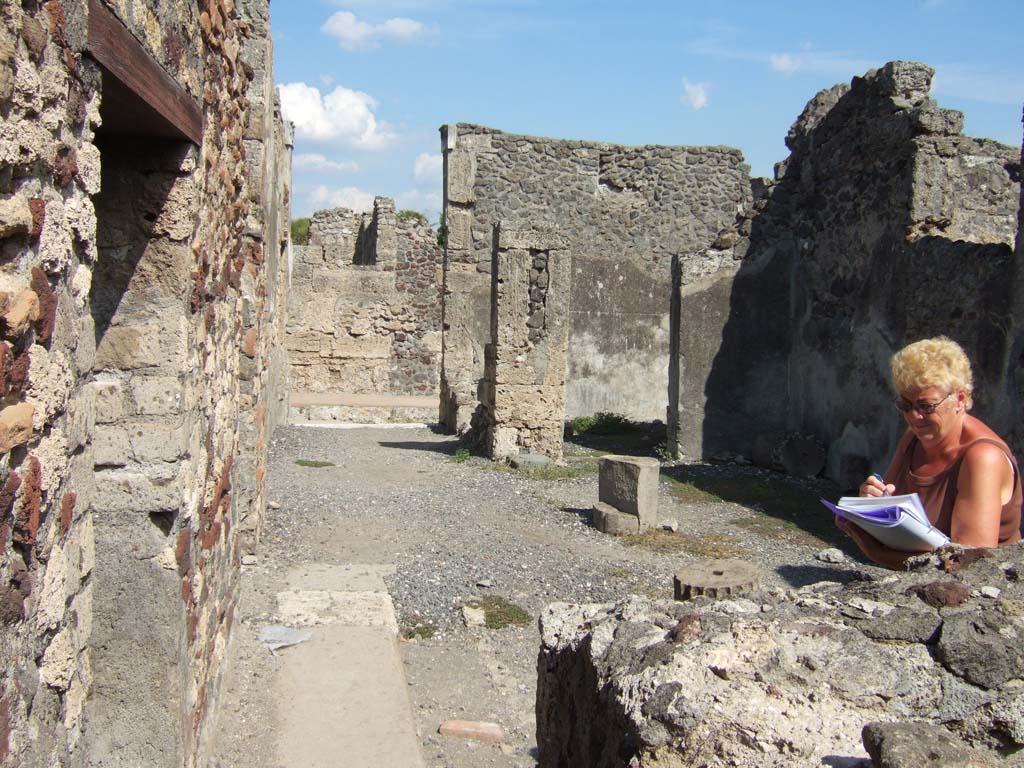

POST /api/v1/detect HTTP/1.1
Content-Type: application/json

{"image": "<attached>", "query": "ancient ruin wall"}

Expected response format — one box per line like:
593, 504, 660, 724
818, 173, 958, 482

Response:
690, 62, 1021, 484
440, 124, 750, 432
0, 1, 290, 766
286, 199, 442, 399
536, 545, 1024, 767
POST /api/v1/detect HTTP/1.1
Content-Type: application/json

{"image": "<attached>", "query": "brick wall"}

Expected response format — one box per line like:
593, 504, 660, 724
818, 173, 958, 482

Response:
0, 1, 290, 765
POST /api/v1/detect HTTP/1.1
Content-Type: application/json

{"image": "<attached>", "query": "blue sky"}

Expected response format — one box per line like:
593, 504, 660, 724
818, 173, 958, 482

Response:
272, 1, 1024, 224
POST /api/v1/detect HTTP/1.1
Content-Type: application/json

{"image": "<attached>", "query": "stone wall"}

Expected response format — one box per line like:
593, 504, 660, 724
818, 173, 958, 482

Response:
0, 1, 290, 766
675, 62, 1022, 483
537, 545, 1024, 767
480, 225, 571, 460
286, 198, 442, 399
440, 124, 751, 432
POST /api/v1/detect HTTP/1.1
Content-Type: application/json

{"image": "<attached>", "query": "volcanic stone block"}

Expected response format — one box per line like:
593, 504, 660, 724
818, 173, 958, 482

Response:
598, 455, 659, 530
593, 501, 640, 536
673, 558, 761, 601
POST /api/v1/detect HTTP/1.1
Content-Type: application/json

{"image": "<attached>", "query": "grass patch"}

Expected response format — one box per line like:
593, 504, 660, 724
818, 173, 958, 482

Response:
399, 613, 437, 641
663, 465, 843, 547
621, 529, 749, 558
452, 447, 471, 462
608, 565, 634, 580
567, 412, 665, 457
468, 595, 532, 630
483, 460, 596, 481
294, 459, 335, 468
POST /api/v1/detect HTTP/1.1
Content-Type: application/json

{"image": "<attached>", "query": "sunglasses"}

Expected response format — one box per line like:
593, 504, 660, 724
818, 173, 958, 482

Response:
893, 392, 953, 415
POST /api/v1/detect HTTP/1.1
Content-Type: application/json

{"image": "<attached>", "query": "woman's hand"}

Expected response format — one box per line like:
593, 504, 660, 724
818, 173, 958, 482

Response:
859, 474, 895, 498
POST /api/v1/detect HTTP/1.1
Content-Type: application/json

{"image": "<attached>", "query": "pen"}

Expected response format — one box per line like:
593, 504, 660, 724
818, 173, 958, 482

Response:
872, 473, 891, 496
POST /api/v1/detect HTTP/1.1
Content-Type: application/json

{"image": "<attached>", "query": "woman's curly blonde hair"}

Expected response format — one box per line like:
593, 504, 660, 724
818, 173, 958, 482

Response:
891, 336, 973, 409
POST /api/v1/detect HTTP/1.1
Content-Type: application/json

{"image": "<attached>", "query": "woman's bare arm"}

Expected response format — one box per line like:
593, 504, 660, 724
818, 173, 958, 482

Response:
950, 442, 1011, 548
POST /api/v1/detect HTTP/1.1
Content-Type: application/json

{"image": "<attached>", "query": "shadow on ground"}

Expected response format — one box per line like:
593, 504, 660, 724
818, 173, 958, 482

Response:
661, 462, 846, 549
377, 438, 463, 455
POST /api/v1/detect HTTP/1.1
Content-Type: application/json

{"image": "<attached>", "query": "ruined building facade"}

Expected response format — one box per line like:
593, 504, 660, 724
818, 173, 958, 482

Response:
285, 198, 442, 423
442, 63, 1024, 484
0, 1, 291, 765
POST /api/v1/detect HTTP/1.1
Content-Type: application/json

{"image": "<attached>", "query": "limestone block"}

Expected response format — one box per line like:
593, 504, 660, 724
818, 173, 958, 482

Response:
490, 426, 519, 460
593, 500, 640, 536
128, 419, 187, 463
92, 378, 128, 423
2, 289, 39, 337
40, 626, 76, 690
26, 345, 74, 426
598, 455, 659, 527
74, 314, 96, 374
93, 467, 180, 513
445, 206, 472, 251
0, 402, 35, 453
446, 151, 476, 204
95, 322, 185, 372
130, 376, 182, 416
92, 424, 129, 467
36, 544, 69, 630
0, 195, 33, 238
329, 336, 390, 359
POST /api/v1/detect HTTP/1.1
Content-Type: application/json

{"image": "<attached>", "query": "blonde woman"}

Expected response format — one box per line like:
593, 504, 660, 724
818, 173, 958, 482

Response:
837, 336, 1022, 568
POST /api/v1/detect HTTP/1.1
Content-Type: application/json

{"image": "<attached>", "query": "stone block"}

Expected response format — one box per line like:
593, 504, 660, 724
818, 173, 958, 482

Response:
0, 402, 35, 453
673, 558, 761, 601
0, 195, 33, 238
2, 289, 39, 338
92, 424, 129, 467
130, 376, 182, 416
93, 467, 179, 513
862, 721, 995, 768
95, 322, 185, 372
128, 419, 187, 463
446, 152, 476, 204
490, 426, 519, 461
593, 500, 639, 536
64, 384, 96, 451
598, 455, 659, 527
92, 378, 128, 424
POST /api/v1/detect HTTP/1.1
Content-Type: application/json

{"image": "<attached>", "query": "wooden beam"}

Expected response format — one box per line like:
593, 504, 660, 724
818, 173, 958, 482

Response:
86, 0, 203, 144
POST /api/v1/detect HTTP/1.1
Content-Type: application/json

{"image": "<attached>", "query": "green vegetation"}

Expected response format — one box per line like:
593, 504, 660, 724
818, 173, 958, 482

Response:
567, 412, 663, 457
621, 529, 748, 558
290, 217, 310, 245
663, 465, 842, 547
468, 595, 532, 629
452, 447, 471, 462
436, 213, 447, 249
570, 411, 641, 436
487, 459, 597, 481
294, 459, 335, 468
399, 613, 437, 640
397, 209, 428, 225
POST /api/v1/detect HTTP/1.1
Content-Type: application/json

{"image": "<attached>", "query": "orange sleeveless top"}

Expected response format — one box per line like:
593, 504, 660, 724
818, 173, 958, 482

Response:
888, 436, 1022, 546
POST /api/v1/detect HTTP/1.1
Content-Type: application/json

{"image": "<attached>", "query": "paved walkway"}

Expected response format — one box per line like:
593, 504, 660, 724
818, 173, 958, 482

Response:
271, 563, 424, 767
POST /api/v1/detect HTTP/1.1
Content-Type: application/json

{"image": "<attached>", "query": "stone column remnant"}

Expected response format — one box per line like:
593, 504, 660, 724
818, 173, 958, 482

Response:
482, 224, 571, 461
673, 558, 761, 600
593, 455, 659, 535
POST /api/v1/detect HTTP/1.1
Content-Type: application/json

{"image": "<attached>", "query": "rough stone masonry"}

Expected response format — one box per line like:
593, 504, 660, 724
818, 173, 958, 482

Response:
0, 1, 291, 766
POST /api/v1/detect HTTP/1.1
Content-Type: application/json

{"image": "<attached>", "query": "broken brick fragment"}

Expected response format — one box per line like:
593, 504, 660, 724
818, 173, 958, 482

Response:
13, 456, 42, 546
59, 491, 76, 536
941, 548, 995, 573
28, 199, 44, 238
909, 580, 970, 609
176, 528, 193, 576
30, 267, 57, 345
51, 145, 78, 188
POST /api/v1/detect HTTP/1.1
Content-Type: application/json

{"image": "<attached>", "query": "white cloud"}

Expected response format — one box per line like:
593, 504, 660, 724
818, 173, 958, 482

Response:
682, 78, 710, 110
310, 185, 376, 212
279, 82, 396, 149
293, 153, 360, 174
396, 188, 443, 223
769, 53, 801, 74
322, 11, 428, 51
413, 153, 443, 181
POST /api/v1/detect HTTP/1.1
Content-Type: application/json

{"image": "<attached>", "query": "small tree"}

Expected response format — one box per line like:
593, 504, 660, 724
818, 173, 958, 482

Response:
290, 217, 310, 245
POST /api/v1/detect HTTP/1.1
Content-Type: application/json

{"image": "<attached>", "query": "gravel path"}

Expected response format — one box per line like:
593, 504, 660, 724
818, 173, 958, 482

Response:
210, 424, 883, 767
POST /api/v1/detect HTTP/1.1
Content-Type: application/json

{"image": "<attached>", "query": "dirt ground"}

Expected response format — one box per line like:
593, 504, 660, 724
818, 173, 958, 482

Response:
209, 423, 878, 767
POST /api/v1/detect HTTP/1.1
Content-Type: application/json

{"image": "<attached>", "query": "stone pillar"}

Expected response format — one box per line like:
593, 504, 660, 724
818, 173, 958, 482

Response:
482, 224, 570, 460
593, 455, 659, 534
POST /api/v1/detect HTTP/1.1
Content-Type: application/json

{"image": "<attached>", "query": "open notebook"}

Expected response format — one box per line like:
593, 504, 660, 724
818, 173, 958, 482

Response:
821, 493, 950, 552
